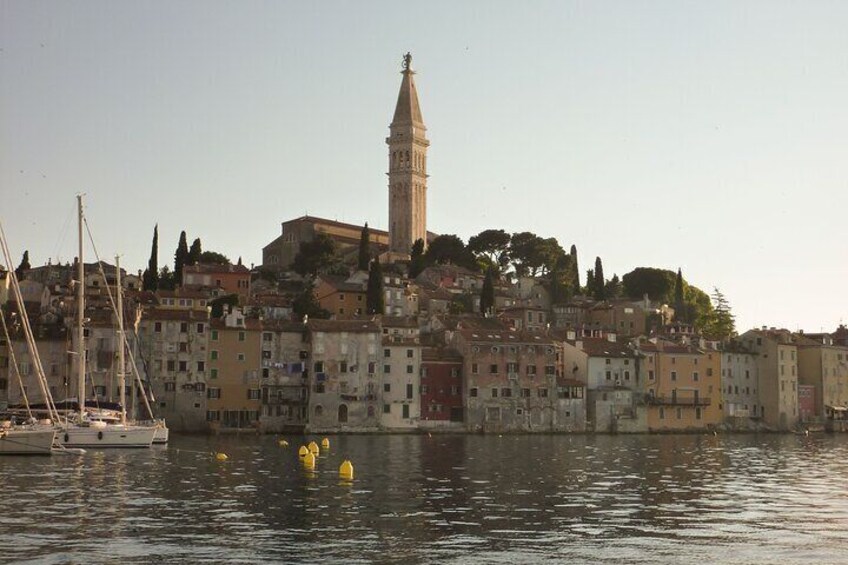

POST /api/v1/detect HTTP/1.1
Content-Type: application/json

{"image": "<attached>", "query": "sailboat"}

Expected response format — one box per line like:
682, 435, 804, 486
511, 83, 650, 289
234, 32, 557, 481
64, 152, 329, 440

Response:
0, 309, 56, 455
55, 195, 156, 448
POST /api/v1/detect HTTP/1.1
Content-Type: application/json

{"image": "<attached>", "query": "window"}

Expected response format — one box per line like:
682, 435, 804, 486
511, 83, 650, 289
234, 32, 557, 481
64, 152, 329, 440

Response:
238, 331, 245, 342
178, 361, 187, 372
450, 385, 460, 395
502, 388, 512, 398
315, 383, 325, 393
247, 389, 261, 400
706, 368, 713, 377
164, 382, 176, 392
659, 407, 665, 420
179, 342, 188, 353
314, 361, 324, 373
696, 407, 702, 420
545, 365, 555, 376
407, 383, 414, 399
605, 358, 611, 365
383, 404, 390, 414
402, 404, 410, 419
606, 371, 612, 381
538, 388, 549, 398
180, 322, 188, 333
489, 364, 498, 375
671, 371, 677, 381
491, 388, 498, 398
154, 322, 162, 333
407, 349, 414, 358
340, 361, 348, 373
384, 349, 391, 358
624, 371, 630, 381
207, 388, 221, 399
368, 362, 376, 375
526, 365, 537, 376
167, 360, 176, 372
211, 330, 218, 341
470, 387, 478, 397
197, 323, 205, 334
384, 364, 391, 374
262, 350, 272, 359
206, 410, 220, 422
237, 353, 245, 362
384, 383, 391, 393
451, 368, 460, 378
263, 332, 272, 342
211, 369, 218, 379
211, 350, 218, 360
472, 363, 479, 374
693, 372, 699, 382
521, 388, 531, 398
671, 357, 676, 365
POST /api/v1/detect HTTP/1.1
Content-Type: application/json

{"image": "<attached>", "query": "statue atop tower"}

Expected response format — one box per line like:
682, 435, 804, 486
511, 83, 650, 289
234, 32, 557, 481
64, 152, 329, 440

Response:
387, 52, 429, 257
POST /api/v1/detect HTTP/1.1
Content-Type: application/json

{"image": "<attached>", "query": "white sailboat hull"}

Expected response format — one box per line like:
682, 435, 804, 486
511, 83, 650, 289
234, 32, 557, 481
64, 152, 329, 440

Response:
153, 425, 169, 444
57, 425, 155, 448
0, 427, 56, 455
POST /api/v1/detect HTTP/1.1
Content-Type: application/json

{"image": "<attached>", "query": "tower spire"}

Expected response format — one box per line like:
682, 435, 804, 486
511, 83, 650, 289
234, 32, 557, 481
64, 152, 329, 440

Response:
387, 53, 429, 257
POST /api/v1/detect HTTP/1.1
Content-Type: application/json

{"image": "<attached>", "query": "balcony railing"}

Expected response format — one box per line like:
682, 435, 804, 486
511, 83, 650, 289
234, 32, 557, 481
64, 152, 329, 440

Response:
646, 394, 711, 406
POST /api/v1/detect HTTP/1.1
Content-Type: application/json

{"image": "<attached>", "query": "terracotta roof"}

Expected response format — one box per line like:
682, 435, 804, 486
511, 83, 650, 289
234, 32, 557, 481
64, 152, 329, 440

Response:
639, 342, 702, 355
381, 315, 418, 329
458, 328, 556, 346
284, 215, 389, 238
307, 319, 379, 333
142, 308, 210, 322
261, 319, 307, 333
422, 347, 463, 363
184, 263, 250, 275
565, 338, 636, 358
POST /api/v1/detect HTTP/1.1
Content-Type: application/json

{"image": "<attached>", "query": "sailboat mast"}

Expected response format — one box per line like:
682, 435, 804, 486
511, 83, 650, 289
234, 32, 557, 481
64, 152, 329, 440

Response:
77, 195, 85, 418
116, 256, 127, 425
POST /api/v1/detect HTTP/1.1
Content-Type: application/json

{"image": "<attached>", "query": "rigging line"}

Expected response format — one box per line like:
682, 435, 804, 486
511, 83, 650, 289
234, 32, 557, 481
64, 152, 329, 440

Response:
50, 200, 76, 264
83, 217, 155, 420
0, 222, 60, 422
0, 309, 32, 418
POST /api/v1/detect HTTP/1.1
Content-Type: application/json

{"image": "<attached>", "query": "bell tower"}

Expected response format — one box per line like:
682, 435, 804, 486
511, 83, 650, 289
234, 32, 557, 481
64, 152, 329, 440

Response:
387, 52, 429, 256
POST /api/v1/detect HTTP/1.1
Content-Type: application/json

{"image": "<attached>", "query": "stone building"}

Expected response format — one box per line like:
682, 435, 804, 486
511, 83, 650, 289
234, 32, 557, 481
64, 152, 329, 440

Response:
306, 319, 382, 432
795, 332, 848, 427
206, 308, 262, 430
420, 346, 465, 428
258, 320, 309, 432
454, 329, 569, 432
380, 316, 421, 429
721, 342, 760, 426
739, 328, 799, 430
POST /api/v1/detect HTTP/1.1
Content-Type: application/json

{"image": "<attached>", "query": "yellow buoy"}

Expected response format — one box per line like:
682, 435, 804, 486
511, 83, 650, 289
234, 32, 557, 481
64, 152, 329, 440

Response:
308, 441, 320, 455
302, 451, 316, 469
215, 452, 228, 461
321, 437, 330, 449
339, 459, 354, 480
298, 445, 309, 457
279, 439, 289, 447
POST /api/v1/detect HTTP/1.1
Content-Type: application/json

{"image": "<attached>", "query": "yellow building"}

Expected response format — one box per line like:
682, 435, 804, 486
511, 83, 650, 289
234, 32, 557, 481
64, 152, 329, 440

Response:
639, 339, 721, 431
206, 308, 262, 430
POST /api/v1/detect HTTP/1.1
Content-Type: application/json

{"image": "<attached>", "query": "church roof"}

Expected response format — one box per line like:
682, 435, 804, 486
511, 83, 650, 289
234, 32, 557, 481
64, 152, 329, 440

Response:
391, 62, 425, 127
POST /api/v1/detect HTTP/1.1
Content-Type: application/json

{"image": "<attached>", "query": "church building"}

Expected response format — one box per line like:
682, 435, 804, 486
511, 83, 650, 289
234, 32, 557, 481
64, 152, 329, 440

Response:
262, 54, 430, 270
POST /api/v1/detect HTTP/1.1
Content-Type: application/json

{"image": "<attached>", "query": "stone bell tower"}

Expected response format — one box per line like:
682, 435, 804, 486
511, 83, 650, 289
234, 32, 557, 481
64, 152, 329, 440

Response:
387, 52, 429, 256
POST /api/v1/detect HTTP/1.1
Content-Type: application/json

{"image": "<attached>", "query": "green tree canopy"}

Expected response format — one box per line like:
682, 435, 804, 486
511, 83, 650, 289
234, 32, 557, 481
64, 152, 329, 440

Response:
292, 279, 330, 320
292, 234, 336, 276
480, 268, 495, 314
174, 231, 189, 285
593, 256, 606, 301
424, 235, 476, 269
509, 232, 565, 277
14, 250, 30, 281
701, 287, 736, 340
468, 229, 511, 273
198, 250, 231, 265
157, 265, 176, 291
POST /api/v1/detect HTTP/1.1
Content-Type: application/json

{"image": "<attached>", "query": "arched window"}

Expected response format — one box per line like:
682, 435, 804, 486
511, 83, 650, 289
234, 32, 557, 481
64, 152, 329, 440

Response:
338, 404, 348, 423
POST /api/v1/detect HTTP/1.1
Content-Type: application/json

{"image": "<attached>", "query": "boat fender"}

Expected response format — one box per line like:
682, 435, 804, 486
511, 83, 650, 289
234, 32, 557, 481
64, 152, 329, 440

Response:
64, 433, 69, 443
98, 431, 103, 440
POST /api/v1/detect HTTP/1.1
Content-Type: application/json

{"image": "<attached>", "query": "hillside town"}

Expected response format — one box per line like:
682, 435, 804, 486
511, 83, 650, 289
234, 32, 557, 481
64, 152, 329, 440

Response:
2, 54, 846, 435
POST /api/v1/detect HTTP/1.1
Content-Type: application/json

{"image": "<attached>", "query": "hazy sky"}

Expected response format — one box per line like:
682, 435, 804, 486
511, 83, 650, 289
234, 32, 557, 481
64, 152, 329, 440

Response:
2, 1, 846, 333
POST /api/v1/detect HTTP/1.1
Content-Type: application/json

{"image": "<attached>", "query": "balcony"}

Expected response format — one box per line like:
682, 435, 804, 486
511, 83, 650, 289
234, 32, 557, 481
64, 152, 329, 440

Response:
647, 394, 711, 407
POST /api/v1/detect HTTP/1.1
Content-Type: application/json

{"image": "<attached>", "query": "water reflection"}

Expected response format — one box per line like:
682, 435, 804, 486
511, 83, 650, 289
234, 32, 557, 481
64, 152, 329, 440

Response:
1, 434, 847, 563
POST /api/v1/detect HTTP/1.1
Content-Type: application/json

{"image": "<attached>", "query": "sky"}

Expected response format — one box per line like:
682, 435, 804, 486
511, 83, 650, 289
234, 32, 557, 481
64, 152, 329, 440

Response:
1, 1, 846, 333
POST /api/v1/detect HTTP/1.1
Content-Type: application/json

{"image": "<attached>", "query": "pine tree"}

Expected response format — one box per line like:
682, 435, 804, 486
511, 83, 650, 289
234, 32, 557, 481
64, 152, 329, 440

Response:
409, 238, 426, 278
14, 250, 30, 281
142, 225, 159, 291
674, 268, 686, 322
174, 231, 189, 285
570, 244, 580, 290
706, 287, 736, 340
593, 257, 606, 301
366, 259, 384, 315
480, 268, 495, 315
187, 238, 202, 266
358, 223, 371, 271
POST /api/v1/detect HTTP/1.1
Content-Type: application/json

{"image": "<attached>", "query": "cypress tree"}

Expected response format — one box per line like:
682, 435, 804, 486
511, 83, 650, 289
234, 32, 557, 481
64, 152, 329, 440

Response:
357, 223, 371, 271
174, 231, 189, 285
593, 257, 606, 301
187, 238, 202, 266
480, 268, 495, 315
409, 238, 426, 278
14, 250, 30, 281
585, 269, 594, 296
366, 259, 384, 315
570, 244, 580, 290
142, 225, 159, 291
674, 268, 686, 322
